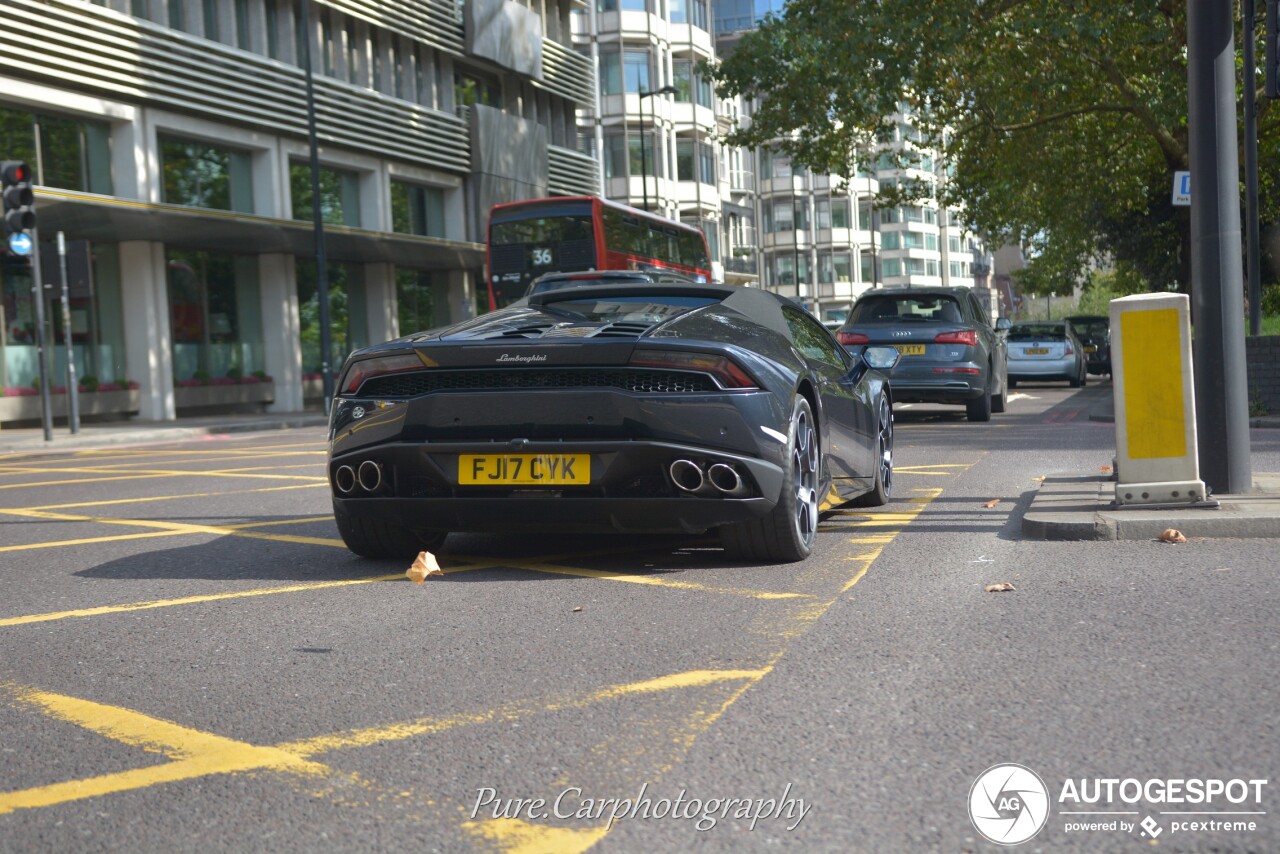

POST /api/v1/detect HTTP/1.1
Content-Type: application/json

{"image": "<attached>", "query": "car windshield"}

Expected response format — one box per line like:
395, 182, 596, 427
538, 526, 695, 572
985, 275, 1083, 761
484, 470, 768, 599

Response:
1009, 323, 1067, 341
1070, 319, 1108, 340
849, 296, 963, 323
542, 294, 719, 324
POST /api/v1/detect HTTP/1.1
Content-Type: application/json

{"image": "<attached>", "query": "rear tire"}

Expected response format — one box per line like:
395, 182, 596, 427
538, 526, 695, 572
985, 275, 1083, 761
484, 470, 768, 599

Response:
966, 375, 993, 422
851, 393, 893, 507
719, 397, 819, 563
1069, 368, 1083, 388
333, 500, 447, 559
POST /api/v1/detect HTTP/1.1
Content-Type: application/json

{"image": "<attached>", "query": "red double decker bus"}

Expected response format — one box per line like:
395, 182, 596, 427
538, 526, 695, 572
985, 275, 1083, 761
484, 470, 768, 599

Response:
485, 196, 712, 310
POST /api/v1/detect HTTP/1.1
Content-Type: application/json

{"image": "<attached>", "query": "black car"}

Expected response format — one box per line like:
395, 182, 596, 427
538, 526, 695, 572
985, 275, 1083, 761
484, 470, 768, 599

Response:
328, 283, 899, 564
1064, 314, 1111, 376
836, 287, 1009, 422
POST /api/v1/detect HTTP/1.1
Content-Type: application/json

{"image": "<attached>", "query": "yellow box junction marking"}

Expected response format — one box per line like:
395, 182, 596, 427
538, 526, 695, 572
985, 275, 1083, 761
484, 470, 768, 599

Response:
0, 455, 961, 847
0, 667, 767, 818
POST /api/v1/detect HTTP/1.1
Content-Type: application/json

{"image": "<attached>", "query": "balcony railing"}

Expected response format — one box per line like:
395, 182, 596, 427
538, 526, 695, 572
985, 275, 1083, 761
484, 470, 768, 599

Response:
729, 169, 755, 192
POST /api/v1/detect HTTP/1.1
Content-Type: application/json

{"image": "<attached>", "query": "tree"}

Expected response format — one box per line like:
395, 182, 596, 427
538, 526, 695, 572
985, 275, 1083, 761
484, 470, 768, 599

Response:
710, 0, 1280, 293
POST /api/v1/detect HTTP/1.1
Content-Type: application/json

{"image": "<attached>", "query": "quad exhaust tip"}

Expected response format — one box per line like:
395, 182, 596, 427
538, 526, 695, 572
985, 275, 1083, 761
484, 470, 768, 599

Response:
357, 460, 383, 492
707, 463, 749, 498
335, 461, 382, 494
670, 459, 705, 494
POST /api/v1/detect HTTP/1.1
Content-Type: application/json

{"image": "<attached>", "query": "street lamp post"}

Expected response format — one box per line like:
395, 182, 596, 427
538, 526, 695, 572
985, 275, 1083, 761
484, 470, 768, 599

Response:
638, 85, 678, 212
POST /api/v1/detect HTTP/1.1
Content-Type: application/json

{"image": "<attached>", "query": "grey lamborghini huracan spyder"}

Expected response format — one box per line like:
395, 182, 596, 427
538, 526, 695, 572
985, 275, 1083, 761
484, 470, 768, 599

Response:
328, 283, 897, 564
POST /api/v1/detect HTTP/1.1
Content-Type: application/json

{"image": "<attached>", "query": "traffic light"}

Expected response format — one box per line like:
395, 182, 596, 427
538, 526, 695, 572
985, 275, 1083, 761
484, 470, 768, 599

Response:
2, 160, 37, 239
1267, 0, 1279, 99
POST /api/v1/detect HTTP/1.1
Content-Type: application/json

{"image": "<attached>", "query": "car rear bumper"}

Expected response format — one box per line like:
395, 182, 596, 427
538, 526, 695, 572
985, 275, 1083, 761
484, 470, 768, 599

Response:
886, 361, 987, 403
330, 438, 787, 534
1009, 357, 1077, 380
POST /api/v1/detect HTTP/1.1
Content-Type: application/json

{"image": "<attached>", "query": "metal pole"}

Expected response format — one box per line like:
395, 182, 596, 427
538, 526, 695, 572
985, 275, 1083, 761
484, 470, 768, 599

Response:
1187, 0, 1252, 494
1243, 0, 1262, 336
29, 227, 52, 442
57, 232, 79, 434
300, 0, 334, 414
870, 208, 880, 288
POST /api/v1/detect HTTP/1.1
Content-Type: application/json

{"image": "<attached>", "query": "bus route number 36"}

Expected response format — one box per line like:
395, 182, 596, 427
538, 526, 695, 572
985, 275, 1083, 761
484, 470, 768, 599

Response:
532, 247, 553, 266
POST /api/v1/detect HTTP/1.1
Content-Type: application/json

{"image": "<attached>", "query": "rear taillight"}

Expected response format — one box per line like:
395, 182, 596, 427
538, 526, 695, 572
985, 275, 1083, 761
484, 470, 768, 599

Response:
1065, 344, 1074, 356
629, 350, 759, 389
341, 353, 426, 394
837, 331, 869, 345
934, 330, 978, 346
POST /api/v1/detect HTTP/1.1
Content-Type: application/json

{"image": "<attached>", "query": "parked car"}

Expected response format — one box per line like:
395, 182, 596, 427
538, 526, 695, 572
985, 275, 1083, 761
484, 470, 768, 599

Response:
329, 282, 899, 564
1006, 321, 1087, 387
1064, 314, 1111, 376
836, 287, 1009, 422
526, 269, 701, 297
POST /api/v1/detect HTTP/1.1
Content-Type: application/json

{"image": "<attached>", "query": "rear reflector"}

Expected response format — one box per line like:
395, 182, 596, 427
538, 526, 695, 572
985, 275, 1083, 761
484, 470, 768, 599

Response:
932, 367, 981, 375
629, 350, 758, 388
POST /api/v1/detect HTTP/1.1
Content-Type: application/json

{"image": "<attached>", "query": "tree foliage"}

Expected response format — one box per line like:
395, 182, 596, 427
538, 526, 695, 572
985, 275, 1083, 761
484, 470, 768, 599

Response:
710, 0, 1280, 293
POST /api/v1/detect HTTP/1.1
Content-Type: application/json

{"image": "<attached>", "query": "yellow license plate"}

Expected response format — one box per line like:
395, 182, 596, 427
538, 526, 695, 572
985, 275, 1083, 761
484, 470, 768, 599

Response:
459, 454, 590, 485
1085, 345, 1097, 353
896, 344, 926, 355
1025, 347, 1050, 355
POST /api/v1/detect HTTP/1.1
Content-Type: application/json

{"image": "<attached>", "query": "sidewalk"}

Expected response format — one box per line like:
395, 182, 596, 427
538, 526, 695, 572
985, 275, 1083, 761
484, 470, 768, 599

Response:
1024, 395, 1280, 540
0, 412, 330, 457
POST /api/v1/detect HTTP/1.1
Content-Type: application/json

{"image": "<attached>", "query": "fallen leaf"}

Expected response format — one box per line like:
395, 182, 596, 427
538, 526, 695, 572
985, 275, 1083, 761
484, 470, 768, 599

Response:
982, 498, 1001, 508
984, 582, 1016, 593
406, 551, 444, 584
1100, 465, 1113, 473
1158, 528, 1188, 544
572, 606, 584, 612
1031, 476, 1046, 482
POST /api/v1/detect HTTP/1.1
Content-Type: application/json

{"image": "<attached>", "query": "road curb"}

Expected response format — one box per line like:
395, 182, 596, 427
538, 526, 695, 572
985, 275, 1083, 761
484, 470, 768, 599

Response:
1023, 473, 1280, 541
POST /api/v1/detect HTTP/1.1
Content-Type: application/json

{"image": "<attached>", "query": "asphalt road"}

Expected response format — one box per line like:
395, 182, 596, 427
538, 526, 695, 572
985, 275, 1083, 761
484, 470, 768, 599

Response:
1, 381, 1277, 853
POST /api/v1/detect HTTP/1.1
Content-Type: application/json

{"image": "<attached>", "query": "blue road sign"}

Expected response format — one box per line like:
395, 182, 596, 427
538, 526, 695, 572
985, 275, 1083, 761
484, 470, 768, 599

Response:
8, 232, 33, 255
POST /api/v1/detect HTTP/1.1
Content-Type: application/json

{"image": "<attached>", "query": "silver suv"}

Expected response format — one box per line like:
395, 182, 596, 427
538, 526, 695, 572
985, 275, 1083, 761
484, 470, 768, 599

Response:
836, 287, 1009, 422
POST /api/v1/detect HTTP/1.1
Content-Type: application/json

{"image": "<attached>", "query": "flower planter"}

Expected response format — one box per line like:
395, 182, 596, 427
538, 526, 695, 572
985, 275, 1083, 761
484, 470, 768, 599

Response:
174, 382, 275, 413
0, 389, 141, 426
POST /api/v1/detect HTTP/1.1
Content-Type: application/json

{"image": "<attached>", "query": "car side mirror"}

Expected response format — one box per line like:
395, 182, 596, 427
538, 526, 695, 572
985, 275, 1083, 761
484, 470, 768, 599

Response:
996, 317, 1012, 331
862, 345, 900, 372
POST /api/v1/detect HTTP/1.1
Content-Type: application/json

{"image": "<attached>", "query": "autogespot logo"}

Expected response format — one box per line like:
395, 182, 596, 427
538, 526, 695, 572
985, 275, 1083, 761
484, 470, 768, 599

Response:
969, 764, 1051, 845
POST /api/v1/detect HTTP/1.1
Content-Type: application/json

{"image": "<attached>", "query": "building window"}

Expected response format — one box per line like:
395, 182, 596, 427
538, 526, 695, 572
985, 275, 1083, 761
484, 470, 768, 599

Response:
390, 180, 445, 237
159, 135, 253, 212
906, 258, 926, 276
396, 269, 436, 335
296, 260, 365, 373
202, 0, 219, 41
818, 253, 833, 284
624, 49, 651, 93
950, 261, 968, 278
266, 0, 280, 59
695, 71, 713, 108
131, 0, 150, 20
603, 134, 628, 178
170, 0, 185, 30
673, 61, 692, 102
235, 0, 250, 49
833, 252, 851, 282
0, 106, 113, 195
772, 201, 793, 232
816, 199, 830, 230
289, 161, 360, 226
599, 49, 623, 96
881, 258, 902, 277
860, 250, 875, 283
628, 131, 659, 177
880, 231, 900, 250
831, 199, 850, 229
167, 249, 263, 383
